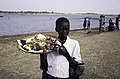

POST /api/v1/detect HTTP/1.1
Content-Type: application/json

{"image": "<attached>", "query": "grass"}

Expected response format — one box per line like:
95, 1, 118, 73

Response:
0, 30, 120, 79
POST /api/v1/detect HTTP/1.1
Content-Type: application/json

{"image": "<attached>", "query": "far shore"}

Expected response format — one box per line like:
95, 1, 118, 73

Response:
0, 29, 120, 79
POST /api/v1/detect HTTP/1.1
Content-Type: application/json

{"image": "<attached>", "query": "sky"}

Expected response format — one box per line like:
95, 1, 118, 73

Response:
0, 0, 120, 14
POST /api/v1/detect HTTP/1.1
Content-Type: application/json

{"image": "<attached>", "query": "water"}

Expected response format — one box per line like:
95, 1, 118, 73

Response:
0, 14, 117, 36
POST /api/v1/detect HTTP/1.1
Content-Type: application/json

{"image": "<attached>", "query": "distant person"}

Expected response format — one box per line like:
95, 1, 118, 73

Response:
87, 18, 91, 34
116, 14, 120, 30
40, 17, 84, 79
116, 17, 119, 30
83, 18, 87, 31
102, 15, 106, 31
99, 15, 103, 33
108, 18, 115, 31
99, 15, 106, 33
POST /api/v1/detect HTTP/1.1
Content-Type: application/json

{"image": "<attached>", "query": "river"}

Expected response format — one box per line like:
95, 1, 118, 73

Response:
0, 14, 117, 36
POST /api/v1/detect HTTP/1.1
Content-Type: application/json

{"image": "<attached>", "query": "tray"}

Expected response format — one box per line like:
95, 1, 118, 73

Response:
17, 33, 61, 53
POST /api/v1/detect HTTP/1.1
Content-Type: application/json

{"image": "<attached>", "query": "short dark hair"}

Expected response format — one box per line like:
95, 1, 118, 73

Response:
55, 17, 70, 31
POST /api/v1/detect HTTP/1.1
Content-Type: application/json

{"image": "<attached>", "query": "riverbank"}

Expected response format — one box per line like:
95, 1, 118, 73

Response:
0, 30, 120, 79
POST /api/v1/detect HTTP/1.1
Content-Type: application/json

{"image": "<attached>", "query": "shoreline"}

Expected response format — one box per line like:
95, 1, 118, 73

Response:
0, 27, 100, 37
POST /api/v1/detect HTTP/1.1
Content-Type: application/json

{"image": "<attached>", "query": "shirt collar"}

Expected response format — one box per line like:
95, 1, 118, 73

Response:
63, 36, 70, 46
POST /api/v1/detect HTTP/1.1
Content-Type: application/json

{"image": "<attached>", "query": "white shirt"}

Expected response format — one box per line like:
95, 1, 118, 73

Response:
47, 36, 82, 78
